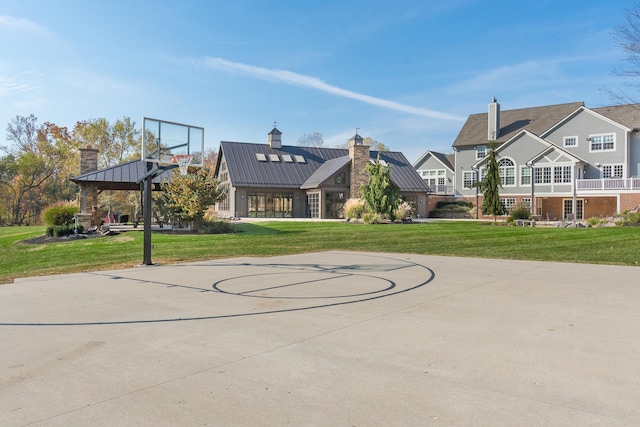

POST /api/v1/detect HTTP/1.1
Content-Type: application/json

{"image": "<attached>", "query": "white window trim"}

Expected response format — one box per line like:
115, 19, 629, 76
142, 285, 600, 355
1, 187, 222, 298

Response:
588, 133, 616, 152
463, 170, 476, 189
563, 135, 578, 147
498, 157, 516, 187
520, 165, 531, 186
476, 145, 487, 160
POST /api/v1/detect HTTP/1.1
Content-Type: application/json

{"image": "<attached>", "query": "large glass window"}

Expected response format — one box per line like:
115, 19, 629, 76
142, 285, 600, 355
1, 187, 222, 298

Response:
325, 192, 346, 219
498, 158, 515, 186
248, 192, 292, 217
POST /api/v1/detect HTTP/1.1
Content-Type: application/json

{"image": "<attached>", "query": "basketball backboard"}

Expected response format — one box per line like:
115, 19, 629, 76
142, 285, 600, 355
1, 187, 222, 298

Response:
142, 117, 205, 168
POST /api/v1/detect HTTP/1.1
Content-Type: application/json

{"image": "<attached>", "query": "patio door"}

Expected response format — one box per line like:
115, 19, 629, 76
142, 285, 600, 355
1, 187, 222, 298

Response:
563, 199, 583, 220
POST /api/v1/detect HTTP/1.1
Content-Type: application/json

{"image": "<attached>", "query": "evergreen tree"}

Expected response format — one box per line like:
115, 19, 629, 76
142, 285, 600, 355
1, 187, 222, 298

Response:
360, 154, 400, 220
475, 141, 504, 219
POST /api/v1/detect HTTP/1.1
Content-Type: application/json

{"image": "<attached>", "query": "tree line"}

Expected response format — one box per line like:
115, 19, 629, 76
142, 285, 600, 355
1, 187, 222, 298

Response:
0, 115, 219, 226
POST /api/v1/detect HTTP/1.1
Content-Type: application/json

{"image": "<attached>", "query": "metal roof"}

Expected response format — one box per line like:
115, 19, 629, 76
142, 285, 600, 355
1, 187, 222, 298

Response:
218, 141, 429, 192
70, 159, 173, 191
301, 156, 351, 189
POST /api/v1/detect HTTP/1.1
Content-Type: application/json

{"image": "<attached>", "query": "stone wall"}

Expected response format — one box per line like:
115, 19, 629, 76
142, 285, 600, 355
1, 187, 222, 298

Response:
348, 138, 370, 199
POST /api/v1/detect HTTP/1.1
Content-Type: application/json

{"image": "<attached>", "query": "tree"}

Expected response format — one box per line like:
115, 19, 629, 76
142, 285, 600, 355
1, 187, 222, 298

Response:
2, 116, 77, 224
474, 141, 504, 219
612, 5, 640, 103
297, 132, 324, 147
359, 154, 401, 220
72, 117, 139, 168
159, 167, 225, 229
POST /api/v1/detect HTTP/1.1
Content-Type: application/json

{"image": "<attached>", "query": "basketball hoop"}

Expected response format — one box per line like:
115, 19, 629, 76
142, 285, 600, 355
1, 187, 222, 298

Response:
173, 154, 194, 176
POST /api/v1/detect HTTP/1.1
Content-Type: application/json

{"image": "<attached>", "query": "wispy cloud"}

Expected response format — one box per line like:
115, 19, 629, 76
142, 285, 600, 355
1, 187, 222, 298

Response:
0, 74, 36, 97
199, 57, 464, 121
0, 15, 47, 33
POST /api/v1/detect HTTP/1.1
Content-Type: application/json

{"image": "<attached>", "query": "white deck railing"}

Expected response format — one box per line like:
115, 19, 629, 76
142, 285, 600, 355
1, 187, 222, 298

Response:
576, 178, 640, 191
428, 185, 455, 195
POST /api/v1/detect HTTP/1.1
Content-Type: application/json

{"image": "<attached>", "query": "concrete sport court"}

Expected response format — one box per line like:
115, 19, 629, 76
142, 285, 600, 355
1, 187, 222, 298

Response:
1, 251, 639, 426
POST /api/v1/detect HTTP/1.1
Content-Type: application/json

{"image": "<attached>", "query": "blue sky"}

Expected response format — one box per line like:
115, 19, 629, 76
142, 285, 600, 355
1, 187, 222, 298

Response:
0, 0, 635, 162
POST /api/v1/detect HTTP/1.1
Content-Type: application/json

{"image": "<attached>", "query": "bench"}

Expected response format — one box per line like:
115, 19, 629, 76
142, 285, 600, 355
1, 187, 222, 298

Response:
515, 219, 536, 227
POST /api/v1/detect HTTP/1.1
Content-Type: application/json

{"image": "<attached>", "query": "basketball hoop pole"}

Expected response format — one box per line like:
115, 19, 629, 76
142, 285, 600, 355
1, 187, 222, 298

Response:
142, 161, 154, 265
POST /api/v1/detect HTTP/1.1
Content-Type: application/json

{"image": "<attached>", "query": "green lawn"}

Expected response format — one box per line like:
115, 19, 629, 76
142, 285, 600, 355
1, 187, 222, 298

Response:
1, 221, 639, 284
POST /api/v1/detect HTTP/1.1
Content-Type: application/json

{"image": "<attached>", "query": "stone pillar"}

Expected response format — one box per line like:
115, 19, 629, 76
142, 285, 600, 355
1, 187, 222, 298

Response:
348, 134, 370, 199
79, 146, 100, 226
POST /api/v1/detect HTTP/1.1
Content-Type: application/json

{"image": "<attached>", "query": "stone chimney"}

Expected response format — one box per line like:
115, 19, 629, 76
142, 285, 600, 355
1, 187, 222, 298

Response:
78, 146, 100, 227
488, 97, 500, 141
268, 127, 282, 149
348, 133, 370, 199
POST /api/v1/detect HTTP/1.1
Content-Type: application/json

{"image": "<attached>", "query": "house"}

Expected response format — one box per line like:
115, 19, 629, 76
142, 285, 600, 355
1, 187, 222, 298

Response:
413, 150, 455, 209
214, 129, 430, 219
417, 98, 640, 220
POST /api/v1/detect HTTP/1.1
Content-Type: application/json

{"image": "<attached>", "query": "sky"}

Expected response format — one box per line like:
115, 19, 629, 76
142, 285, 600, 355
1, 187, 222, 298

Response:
0, 0, 636, 162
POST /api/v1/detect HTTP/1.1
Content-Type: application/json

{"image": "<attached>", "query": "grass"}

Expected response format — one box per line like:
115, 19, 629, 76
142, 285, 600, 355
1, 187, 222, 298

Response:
1, 221, 639, 284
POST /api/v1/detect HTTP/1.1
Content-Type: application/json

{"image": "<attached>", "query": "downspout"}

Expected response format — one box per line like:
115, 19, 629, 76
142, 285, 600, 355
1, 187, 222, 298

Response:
572, 164, 577, 223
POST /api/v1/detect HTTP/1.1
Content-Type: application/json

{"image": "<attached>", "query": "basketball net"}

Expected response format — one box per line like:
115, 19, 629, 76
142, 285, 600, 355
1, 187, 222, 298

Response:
172, 155, 194, 176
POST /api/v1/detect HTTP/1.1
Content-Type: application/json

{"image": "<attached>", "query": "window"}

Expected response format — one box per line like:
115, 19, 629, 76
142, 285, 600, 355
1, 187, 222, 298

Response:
602, 164, 624, 178
498, 158, 515, 186
294, 155, 306, 163
463, 171, 476, 189
269, 154, 280, 162
255, 153, 267, 162
589, 133, 615, 151
335, 172, 345, 184
521, 198, 531, 208
422, 169, 446, 191
520, 166, 531, 185
563, 136, 578, 147
476, 145, 487, 159
553, 166, 572, 183
535, 166, 552, 184
249, 193, 293, 217
282, 154, 293, 162
500, 198, 517, 212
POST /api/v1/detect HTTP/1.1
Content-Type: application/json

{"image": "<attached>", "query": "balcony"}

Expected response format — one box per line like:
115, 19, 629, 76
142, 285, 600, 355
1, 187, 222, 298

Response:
576, 178, 640, 192
427, 185, 455, 195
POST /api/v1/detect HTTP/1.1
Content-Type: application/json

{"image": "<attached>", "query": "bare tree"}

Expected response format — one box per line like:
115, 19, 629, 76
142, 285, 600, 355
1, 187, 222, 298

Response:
611, 5, 640, 103
297, 132, 324, 147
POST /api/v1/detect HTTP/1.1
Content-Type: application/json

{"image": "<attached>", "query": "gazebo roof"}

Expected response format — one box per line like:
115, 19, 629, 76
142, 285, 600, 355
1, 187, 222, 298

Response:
70, 159, 174, 191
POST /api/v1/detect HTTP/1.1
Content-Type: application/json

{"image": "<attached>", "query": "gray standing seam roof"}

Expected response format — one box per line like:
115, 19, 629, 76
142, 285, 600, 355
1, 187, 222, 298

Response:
70, 159, 173, 190
219, 141, 429, 192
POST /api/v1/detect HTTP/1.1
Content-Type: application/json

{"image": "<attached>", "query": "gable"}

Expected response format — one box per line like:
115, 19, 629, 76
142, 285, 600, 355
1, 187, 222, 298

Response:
453, 102, 584, 148
473, 131, 548, 169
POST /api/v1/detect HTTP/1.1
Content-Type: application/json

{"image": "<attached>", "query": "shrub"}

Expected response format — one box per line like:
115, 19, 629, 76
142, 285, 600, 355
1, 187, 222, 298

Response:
435, 200, 472, 209
200, 220, 235, 234
394, 201, 413, 220
362, 212, 382, 224
507, 203, 531, 222
46, 224, 83, 237
43, 202, 79, 226
344, 198, 366, 219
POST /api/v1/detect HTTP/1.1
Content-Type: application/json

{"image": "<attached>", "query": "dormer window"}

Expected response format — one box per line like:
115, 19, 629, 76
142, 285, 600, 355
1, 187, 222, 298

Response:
476, 145, 487, 159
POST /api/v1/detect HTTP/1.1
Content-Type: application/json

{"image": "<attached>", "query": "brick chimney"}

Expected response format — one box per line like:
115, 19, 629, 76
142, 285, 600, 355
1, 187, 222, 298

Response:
268, 127, 282, 149
348, 133, 370, 199
488, 97, 500, 141
78, 146, 100, 227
